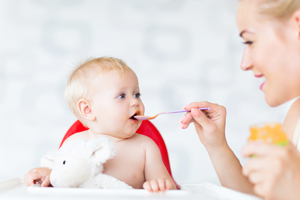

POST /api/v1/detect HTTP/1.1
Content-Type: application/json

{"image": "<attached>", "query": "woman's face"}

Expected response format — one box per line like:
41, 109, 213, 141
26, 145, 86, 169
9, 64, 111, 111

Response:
236, 0, 300, 107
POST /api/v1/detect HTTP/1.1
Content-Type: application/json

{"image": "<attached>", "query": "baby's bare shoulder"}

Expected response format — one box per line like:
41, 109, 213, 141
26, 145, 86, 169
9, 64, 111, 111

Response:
131, 133, 154, 142
130, 134, 158, 149
63, 131, 90, 144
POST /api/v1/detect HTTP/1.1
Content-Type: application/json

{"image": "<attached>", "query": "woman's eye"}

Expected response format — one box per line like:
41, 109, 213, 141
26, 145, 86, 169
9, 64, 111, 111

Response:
63, 160, 66, 165
134, 93, 141, 98
243, 41, 253, 45
118, 94, 125, 99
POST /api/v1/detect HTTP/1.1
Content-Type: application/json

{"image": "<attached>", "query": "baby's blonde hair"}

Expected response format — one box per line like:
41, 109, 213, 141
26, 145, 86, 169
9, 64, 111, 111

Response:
255, 0, 300, 20
65, 57, 132, 115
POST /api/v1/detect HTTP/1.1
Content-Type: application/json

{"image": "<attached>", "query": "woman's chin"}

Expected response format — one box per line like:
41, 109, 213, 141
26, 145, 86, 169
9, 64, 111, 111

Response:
265, 95, 286, 107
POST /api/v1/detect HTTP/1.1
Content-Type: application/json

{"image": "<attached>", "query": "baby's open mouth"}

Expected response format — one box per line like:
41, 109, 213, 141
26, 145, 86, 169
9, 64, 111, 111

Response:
130, 110, 141, 120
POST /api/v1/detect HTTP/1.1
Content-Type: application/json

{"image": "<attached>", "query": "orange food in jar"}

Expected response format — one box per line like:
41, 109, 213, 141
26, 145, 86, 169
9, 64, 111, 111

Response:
249, 123, 288, 146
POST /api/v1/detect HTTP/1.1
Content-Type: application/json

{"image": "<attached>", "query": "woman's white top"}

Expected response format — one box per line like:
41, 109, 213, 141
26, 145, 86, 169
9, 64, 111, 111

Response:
292, 118, 300, 151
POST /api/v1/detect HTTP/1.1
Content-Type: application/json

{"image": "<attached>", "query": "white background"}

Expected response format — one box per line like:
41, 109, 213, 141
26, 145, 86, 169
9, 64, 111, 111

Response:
0, 0, 293, 185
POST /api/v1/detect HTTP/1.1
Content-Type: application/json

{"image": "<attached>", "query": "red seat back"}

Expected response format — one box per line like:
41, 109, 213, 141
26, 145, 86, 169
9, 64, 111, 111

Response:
59, 120, 173, 179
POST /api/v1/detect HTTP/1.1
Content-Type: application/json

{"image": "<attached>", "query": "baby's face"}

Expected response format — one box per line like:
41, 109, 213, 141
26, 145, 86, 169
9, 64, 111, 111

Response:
90, 70, 144, 139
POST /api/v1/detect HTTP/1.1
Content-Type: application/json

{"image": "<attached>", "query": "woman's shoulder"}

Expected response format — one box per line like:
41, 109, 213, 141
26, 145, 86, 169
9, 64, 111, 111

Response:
282, 97, 300, 140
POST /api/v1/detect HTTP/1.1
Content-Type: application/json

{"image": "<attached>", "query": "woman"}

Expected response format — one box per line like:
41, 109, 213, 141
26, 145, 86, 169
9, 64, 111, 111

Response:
180, 0, 300, 199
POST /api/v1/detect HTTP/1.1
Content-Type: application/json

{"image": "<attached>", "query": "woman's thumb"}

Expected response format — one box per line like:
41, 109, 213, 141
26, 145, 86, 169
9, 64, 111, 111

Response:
191, 108, 210, 127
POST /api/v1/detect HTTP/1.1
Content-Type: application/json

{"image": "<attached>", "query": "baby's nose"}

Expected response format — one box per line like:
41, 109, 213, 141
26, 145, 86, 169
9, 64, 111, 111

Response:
130, 97, 139, 106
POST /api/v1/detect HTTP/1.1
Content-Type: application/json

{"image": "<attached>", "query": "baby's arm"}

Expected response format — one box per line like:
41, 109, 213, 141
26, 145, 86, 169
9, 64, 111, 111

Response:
143, 139, 176, 192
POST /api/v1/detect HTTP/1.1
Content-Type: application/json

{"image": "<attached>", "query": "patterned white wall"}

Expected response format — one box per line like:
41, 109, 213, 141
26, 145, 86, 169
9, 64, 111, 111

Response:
0, 0, 293, 185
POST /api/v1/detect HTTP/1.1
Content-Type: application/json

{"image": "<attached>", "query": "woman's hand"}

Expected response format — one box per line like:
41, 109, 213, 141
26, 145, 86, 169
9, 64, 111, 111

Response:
242, 141, 300, 199
181, 101, 254, 194
180, 101, 227, 149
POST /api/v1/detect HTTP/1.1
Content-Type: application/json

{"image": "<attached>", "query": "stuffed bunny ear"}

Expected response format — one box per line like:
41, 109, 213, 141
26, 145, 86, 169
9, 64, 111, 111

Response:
85, 137, 115, 165
40, 154, 56, 169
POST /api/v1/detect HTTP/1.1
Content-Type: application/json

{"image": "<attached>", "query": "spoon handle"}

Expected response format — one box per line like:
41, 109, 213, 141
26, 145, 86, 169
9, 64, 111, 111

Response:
162, 107, 210, 115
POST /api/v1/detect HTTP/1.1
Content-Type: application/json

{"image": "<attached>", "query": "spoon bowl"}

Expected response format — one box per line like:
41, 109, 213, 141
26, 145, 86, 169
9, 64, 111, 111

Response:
134, 107, 210, 120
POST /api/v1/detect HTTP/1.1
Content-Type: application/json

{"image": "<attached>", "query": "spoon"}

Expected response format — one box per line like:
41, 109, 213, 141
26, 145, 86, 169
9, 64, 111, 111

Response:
134, 107, 210, 120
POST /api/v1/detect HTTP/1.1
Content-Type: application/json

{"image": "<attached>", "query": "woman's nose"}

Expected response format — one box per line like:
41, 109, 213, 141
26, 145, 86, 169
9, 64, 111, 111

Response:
240, 47, 252, 71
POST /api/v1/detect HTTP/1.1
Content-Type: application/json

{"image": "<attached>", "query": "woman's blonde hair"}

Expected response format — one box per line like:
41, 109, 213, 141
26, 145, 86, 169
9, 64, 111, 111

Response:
65, 57, 132, 115
257, 0, 300, 19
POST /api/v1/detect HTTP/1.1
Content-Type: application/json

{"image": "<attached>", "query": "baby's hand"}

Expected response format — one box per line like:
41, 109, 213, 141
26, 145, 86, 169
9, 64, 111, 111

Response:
143, 179, 174, 192
24, 167, 52, 187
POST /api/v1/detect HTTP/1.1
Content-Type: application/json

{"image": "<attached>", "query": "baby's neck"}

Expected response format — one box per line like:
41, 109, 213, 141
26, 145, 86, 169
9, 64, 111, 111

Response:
87, 129, 127, 143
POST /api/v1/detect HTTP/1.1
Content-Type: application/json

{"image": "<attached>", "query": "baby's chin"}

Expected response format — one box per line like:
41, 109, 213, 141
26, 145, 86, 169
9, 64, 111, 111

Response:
124, 132, 136, 138
112, 128, 138, 139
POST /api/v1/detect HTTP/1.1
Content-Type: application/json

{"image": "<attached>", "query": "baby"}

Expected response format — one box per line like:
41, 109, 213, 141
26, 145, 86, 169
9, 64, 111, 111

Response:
24, 57, 176, 192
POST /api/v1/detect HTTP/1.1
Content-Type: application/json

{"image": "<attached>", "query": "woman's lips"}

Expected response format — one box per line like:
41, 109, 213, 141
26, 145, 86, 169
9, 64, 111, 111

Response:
260, 82, 265, 90
256, 75, 266, 90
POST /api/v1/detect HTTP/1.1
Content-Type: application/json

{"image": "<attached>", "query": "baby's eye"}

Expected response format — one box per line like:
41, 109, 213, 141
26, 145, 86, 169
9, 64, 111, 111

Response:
117, 93, 125, 99
63, 160, 66, 165
134, 93, 141, 98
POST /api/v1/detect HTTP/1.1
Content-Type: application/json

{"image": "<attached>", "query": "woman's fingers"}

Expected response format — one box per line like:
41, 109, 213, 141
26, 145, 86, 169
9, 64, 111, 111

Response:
184, 101, 226, 119
184, 101, 211, 111
190, 108, 211, 128
179, 112, 193, 129
242, 141, 281, 158
247, 170, 264, 184
180, 107, 211, 129
243, 156, 269, 177
180, 112, 193, 123
241, 142, 300, 199
253, 183, 266, 198
180, 101, 227, 148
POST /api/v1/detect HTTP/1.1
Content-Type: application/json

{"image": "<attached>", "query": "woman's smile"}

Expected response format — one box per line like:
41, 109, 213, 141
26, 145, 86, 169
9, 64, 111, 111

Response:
255, 75, 266, 90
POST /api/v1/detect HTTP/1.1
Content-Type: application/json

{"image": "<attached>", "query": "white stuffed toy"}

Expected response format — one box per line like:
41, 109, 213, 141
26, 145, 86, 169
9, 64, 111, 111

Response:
41, 137, 133, 189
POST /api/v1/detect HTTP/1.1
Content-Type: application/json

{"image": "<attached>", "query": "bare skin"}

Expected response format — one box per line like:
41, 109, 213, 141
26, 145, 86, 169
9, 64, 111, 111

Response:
180, 0, 300, 198
180, 98, 300, 199
67, 131, 174, 190
24, 69, 176, 192
25, 132, 175, 191
180, 102, 254, 194
282, 98, 300, 142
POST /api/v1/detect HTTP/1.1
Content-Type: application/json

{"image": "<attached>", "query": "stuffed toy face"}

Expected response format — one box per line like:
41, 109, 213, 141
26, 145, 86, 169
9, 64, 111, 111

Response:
41, 138, 115, 188
50, 151, 92, 187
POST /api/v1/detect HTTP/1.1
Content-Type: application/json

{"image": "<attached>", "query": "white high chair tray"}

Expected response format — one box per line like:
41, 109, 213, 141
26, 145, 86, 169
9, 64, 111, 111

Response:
0, 177, 262, 200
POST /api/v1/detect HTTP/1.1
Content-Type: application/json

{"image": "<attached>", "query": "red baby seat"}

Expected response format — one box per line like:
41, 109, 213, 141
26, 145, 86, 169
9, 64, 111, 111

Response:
59, 120, 174, 180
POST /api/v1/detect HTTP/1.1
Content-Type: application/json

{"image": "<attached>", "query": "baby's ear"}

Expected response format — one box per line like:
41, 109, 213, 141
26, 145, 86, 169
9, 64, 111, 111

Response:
85, 137, 115, 165
40, 154, 56, 169
77, 99, 96, 121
